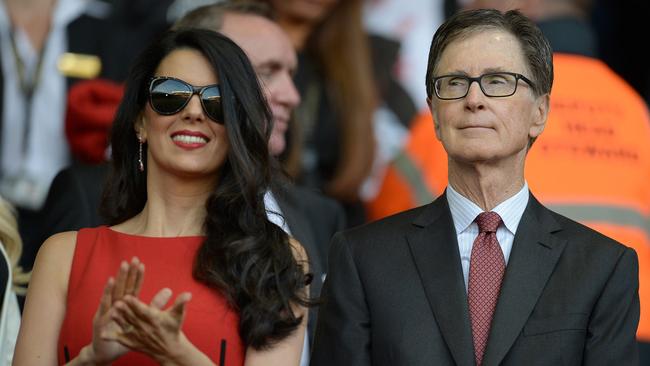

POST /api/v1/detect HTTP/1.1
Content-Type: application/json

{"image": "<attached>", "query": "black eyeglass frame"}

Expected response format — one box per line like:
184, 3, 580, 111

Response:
148, 76, 224, 123
432, 72, 535, 100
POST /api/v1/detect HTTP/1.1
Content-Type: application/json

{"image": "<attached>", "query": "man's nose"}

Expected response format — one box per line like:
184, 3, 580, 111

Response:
273, 72, 301, 108
464, 80, 486, 109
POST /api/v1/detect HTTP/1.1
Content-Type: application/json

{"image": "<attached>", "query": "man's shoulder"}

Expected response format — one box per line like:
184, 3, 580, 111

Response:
340, 204, 431, 248
282, 184, 342, 211
323, 204, 433, 274
272, 183, 345, 225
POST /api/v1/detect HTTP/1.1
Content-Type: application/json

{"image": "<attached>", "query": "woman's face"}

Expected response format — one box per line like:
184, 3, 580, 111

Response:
139, 48, 229, 180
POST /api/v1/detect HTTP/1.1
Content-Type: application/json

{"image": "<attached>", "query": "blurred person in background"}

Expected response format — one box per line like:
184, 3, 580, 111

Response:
26, 78, 123, 289
244, 0, 377, 226
0, 0, 174, 271
14, 28, 311, 365
0, 0, 111, 266
0, 195, 28, 365
362, 0, 449, 109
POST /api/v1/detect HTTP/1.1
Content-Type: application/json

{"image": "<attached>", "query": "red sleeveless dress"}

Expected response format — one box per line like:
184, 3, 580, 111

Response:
58, 226, 245, 365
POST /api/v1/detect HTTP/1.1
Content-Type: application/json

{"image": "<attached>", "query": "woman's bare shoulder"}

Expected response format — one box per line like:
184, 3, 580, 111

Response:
35, 231, 78, 272
40, 230, 77, 255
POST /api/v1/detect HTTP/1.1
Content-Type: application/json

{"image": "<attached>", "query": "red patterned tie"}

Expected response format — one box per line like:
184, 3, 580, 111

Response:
468, 212, 505, 366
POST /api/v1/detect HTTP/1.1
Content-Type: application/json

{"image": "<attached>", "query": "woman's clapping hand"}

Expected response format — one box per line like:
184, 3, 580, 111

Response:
88, 257, 144, 364
102, 287, 197, 365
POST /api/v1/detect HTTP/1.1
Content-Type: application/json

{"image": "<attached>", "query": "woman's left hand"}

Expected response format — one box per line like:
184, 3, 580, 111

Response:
102, 287, 196, 365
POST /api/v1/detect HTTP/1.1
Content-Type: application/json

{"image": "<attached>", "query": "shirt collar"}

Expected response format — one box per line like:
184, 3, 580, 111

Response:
447, 182, 529, 235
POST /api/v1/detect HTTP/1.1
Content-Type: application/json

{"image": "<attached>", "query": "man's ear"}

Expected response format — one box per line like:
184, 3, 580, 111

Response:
529, 93, 549, 139
427, 97, 443, 141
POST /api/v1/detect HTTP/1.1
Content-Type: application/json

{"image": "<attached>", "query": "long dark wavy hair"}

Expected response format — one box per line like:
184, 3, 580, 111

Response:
100, 28, 311, 349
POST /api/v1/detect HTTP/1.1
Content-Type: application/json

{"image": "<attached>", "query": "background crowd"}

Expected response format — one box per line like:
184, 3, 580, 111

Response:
0, 0, 649, 364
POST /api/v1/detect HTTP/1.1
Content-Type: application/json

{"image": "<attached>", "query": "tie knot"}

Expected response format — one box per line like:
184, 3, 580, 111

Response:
476, 211, 502, 233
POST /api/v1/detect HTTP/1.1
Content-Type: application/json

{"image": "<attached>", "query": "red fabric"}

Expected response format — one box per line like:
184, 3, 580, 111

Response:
468, 212, 505, 366
65, 79, 124, 163
58, 226, 245, 365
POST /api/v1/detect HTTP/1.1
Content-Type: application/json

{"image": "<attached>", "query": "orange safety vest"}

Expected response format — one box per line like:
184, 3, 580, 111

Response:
366, 53, 650, 340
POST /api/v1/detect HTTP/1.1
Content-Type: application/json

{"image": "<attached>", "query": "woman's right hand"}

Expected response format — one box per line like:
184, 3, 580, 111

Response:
86, 257, 145, 364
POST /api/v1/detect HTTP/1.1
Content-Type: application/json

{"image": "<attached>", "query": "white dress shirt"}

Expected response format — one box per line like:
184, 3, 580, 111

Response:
446, 182, 529, 291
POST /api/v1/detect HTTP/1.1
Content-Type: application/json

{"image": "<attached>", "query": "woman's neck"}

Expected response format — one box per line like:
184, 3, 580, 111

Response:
125, 200, 206, 237
117, 171, 218, 237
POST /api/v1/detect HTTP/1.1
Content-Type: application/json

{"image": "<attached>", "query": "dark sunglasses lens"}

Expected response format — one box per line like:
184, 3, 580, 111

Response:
150, 79, 191, 114
201, 86, 223, 122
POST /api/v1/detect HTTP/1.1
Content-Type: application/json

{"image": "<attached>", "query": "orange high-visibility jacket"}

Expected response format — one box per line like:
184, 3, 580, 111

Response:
366, 53, 650, 340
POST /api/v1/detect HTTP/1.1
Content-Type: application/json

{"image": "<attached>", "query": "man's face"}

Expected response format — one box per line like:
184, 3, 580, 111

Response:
221, 13, 300, 156
428, 29, 548, 167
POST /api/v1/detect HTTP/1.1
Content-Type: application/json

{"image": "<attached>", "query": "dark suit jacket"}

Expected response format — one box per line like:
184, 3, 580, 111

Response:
29, 164, 107, 271
273, 183, 346, 341
36, 163, 345, 343
311, 193, 639, 366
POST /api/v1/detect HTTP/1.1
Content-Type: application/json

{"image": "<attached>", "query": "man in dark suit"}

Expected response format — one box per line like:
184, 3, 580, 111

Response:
311, 8, 639, 366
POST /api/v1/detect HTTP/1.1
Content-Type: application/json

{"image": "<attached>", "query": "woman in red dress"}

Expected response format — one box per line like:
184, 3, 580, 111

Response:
13, 28, 311, 366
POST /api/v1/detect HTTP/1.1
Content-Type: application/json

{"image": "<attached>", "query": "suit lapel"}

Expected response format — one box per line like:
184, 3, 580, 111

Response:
406, 195, 475, 366
482, 195, 567, 366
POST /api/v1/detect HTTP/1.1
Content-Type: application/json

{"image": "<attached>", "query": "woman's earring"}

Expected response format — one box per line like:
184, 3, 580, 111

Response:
138, 137, 144, 172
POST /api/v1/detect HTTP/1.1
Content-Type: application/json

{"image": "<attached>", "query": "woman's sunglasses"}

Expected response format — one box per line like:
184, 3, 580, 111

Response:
148, 76, 223, 123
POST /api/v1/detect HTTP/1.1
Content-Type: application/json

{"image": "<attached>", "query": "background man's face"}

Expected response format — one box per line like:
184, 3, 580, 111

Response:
220, 13, 301, 156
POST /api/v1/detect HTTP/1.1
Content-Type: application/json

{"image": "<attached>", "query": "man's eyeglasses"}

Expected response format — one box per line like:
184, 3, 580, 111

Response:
148, 76, 223, 123
433, 72, 535, 100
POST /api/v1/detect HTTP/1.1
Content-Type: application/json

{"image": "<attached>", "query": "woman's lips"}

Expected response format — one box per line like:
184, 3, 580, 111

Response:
171, 130, 209, 149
